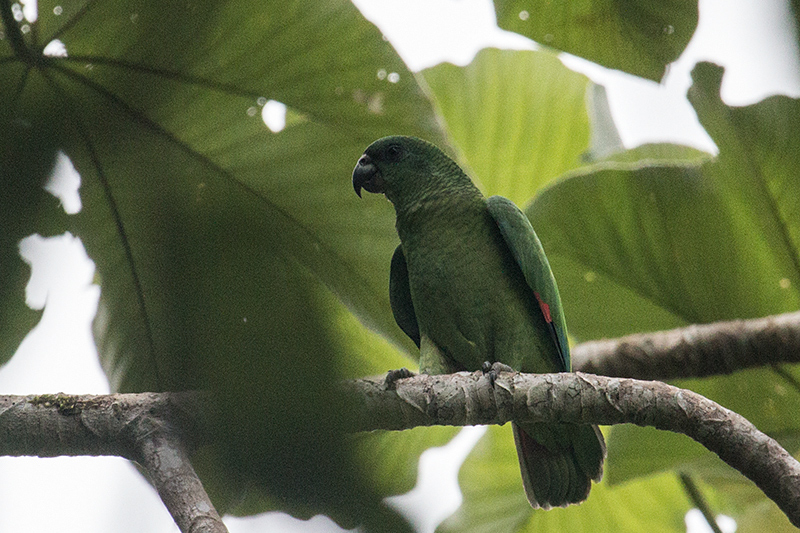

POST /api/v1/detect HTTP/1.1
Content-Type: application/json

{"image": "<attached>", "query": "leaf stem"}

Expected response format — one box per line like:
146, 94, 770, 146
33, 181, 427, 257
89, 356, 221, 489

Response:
677, 472, 723, 533
0, 0, 33, 63
771, 364, 800, 396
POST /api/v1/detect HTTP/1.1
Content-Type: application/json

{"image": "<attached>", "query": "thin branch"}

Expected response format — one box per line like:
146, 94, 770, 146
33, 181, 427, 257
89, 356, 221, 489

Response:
344, 371, 800, 527
572, 311, 800, 380
136, 432, 225, 533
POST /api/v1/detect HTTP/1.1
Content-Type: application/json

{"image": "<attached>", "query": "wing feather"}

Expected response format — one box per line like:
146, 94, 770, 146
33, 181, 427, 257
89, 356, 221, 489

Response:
389, 244, 420, 348
487, 196, 570, 370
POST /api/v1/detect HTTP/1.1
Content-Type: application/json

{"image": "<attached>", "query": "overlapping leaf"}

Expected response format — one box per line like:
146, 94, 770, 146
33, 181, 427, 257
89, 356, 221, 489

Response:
422, 48, 592, 205
493, 0, 698, 81
2, 0, 443, 390
528, 64, 800, 335
522, 62, 800, 526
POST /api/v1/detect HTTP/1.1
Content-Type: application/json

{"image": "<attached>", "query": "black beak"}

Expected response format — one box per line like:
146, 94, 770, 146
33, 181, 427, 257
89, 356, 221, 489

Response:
352, 154, 385, 197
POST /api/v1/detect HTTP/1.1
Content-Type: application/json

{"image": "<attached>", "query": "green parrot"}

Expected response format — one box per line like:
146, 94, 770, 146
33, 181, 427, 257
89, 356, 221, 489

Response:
352, 136, 605, 508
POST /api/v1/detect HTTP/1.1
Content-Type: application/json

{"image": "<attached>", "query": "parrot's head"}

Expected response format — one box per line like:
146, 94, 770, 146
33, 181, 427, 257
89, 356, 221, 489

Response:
352, 136, 472, 207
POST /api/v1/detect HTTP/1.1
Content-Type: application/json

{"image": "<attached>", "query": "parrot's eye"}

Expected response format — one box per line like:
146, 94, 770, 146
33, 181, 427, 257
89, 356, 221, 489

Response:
385, 144, 404, 162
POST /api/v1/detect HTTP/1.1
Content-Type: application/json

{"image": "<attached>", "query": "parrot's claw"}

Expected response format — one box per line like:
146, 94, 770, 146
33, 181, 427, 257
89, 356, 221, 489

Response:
384, 367, 415, 390
482, 361, 514, 388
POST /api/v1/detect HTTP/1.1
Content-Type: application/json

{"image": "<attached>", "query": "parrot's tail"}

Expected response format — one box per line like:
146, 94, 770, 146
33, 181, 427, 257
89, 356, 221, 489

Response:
513, 422, 606, 509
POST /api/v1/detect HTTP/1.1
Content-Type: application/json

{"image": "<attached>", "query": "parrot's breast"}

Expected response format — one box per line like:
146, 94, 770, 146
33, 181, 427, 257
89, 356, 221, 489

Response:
398, 204, 558, 374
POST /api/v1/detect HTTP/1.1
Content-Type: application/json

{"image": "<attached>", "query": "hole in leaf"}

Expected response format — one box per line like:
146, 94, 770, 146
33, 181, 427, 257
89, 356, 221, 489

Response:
262, 100, 287, 133
44, 151, 81, 214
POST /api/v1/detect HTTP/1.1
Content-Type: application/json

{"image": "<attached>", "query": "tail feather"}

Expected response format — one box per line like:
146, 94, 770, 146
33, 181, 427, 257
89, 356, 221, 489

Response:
513, 422, 606, 509
562, 446, 583, 504
517, 432, 552, 508
571, 424, 606, 482
550, 445, 571, 505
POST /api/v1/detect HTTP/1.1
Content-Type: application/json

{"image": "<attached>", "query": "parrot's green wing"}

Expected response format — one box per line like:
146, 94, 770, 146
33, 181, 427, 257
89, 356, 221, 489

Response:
389, 245, 420, 348
487, 196, 570, 371
488, 196, 606, 510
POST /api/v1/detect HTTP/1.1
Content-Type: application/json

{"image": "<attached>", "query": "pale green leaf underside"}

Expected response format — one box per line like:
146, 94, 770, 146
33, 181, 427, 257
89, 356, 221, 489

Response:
493, 0, 699, 82
422, 48, 592, 206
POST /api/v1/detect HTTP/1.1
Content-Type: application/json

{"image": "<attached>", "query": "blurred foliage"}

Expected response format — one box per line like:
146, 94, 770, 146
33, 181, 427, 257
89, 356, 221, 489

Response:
0, 120, 59, 363
2, 0, 799, 532
441, 425, 692, 533
1, 0, 441, 528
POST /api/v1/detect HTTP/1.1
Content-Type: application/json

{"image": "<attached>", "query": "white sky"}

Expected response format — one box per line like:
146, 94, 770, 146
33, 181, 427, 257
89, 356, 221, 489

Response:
1, 0, 799, 532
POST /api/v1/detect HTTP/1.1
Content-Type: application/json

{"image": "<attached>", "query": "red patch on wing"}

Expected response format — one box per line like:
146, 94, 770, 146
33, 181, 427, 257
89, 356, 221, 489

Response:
534, 292, 552, 323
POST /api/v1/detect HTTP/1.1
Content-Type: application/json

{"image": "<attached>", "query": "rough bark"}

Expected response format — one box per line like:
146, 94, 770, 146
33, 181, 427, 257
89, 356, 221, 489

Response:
0, 392, 226, 533
2, 369, 800, 527
572, 311, 800, 380
346, 370, 800, 527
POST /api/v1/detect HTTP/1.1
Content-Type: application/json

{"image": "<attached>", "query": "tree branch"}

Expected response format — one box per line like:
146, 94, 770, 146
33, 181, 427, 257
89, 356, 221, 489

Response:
572, 311, 800, 380
345, 371, 800, 527
0, 392, 226, 533
2, 311, 800, 529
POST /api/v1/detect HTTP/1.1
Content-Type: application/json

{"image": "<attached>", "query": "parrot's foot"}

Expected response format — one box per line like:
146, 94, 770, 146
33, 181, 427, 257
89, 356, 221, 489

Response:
384, 367, 415, 390
482, 361, 514, 387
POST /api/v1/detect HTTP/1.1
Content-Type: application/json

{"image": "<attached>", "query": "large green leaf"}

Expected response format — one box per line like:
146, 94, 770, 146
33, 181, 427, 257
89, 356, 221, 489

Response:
528, 160, 782, 340
687, 63, 800, 294
691, 446, 800, 533
522, 63, 800, 521
439, 425, 691, 533
2, 0, 441, 392
493, 0, 699, 82
606, 426, 708, 485
705, 435, 800, 532
527, 63, 800, 337
736, 504, 797, 533
1, 0, 447, 525
606, 426, 800, 532
626, 435, 800, 533
421, 48, 592, 206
